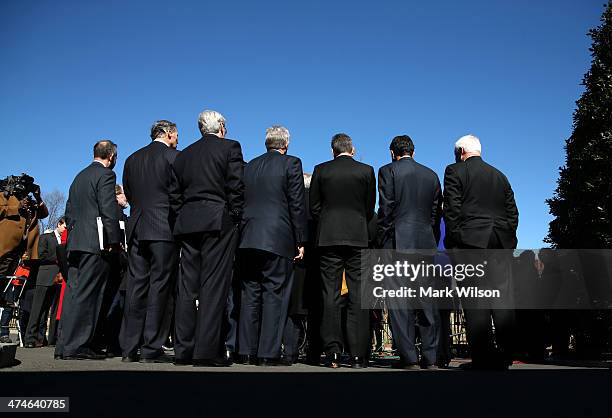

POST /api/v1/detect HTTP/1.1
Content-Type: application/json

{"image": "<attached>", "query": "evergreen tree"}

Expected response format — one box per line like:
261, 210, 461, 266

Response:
546, 2, 612, 248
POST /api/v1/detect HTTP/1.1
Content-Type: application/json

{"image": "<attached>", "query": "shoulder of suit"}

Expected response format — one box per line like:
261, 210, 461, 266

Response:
444, 162, 463, 173
285, 154, 302, 164
411, 160, 439, 179
313, 159, 332, 172
225, 138, 242, 150
352, 159, 374, 170
379, 162, 393, 174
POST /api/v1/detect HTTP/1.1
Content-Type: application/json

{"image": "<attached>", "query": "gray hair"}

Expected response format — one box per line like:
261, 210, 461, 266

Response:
265, 125, 290, 150
198, 110, 226, 135
455, 134, 482, 154
331, 133, 353, 156
150, 120, 177, 140
303, 173, 312, 189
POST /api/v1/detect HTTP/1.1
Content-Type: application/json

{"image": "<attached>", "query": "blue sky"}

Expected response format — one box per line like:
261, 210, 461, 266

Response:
0, 0, 605, 248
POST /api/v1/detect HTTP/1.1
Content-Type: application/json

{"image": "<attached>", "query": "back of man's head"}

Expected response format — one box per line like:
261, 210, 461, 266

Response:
331, 133, 353, 157
455, 134, 481, 154
390, 135, 414, 157
265, 126, 290, 151
150, 120, 177, 140
198, 110, 225, 135
93, 140, 117, 160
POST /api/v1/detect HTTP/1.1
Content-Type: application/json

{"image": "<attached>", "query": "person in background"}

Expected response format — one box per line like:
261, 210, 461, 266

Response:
0, 181, 48, 344
237, 126, 306, 366
309, 133, 376, 369
443, 134, 519, 370
172, 110, 244, 367
377, 135, 442, 369
24, 217, 66, 347
120, 120, 180, 363
55, 140, 122, 360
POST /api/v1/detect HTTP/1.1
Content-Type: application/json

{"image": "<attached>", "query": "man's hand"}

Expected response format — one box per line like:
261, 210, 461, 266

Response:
52, 273, 64, 285
294, 246, 305, 261
32, 184, 42, 203
105, 243, 123, 253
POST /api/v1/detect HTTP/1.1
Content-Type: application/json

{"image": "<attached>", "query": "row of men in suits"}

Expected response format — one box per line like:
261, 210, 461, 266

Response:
53, 110, 518, 370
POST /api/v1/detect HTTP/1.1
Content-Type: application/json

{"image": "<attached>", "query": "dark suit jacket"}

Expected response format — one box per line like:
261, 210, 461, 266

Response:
239, 151, 307, 259
377, 157, 442, 250
309, 155, 376, 248
123, 141, 179, 242
443, 156, 519, 249
172, 134, 245, 235
65, 162, 122, 255
36, 232, 60, 286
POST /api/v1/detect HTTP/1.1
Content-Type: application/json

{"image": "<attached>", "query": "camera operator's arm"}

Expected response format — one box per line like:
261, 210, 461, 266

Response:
32, 185, 48, 220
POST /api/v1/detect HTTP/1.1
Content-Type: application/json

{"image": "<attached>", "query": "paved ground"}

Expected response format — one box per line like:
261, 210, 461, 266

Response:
2, 344, 611, 417
1, 345, 608, 372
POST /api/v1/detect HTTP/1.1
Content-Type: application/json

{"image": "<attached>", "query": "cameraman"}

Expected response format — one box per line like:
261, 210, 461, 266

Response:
0, 177, 48, 343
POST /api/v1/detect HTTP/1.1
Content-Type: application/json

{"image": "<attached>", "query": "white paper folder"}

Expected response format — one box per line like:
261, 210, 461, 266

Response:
96, 217, 104, 250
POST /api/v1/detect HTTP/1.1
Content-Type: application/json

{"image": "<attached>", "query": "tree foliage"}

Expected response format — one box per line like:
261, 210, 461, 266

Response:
546, 2, 612, 248
40, 189, 66, 232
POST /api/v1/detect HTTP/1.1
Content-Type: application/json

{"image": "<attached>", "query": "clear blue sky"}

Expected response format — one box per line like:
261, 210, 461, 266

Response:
0, 0, 605, 248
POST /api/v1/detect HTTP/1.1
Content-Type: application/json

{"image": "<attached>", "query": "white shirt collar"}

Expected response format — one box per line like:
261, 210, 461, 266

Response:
336, 153, 353, 158
92, 160, 106, 167
154, 139, 170, 147
53, 229, 61, 244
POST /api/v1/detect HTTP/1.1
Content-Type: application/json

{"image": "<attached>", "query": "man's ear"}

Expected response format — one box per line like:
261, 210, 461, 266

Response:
351, 146, 356, 156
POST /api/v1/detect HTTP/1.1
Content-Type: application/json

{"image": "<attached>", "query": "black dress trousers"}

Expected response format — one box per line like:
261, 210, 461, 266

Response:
237, 249, 294, 359
55, 251, 111, 357
318, 246, 370, 358
120, 238, 178, 358
174, 224, 238, 361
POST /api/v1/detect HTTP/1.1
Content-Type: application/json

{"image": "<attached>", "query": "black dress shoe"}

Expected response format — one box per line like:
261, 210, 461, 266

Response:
63, 352, 106, 360
239, 354, 258, 365
351, 356, 367, 369
122, 356, 139, 363
392, 359, 420, 370
258, 358, 284, 367
139, 354, 173, 364
24, 343, 37, 348
173, 358, 192, 366
193, 358, 232, 367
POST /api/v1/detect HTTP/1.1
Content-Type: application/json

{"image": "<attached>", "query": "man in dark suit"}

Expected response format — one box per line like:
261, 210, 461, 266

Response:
23, 217, 66, 347
119, 120, 180, 363
377, 135, 442, 369
443, 134, 519, 370
310, 133, 376, 368
237, 126, 307, 366
172, 110, 244, 367
55, 140, 122, 360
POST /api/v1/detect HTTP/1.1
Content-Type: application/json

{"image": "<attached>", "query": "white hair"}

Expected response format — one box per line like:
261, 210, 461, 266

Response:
198, 110, 225, 135
265, 125, 290, 150
455, 134, 482, 154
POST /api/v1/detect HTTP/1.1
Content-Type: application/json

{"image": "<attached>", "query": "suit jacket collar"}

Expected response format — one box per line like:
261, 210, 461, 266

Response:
202, 133, 223, 141
91, 161, 107, 168
334, 155, 353, 161
152, 139, 170, 147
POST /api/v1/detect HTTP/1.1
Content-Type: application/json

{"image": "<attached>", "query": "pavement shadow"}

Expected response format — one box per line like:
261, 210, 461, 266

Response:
2, 369, 612, 417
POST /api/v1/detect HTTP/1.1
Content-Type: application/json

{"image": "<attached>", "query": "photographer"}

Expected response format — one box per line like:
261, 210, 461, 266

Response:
0, 174, 48, 343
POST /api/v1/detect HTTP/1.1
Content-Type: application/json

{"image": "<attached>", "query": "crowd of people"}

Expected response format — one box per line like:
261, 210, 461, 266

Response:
0, 109, 520, 370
